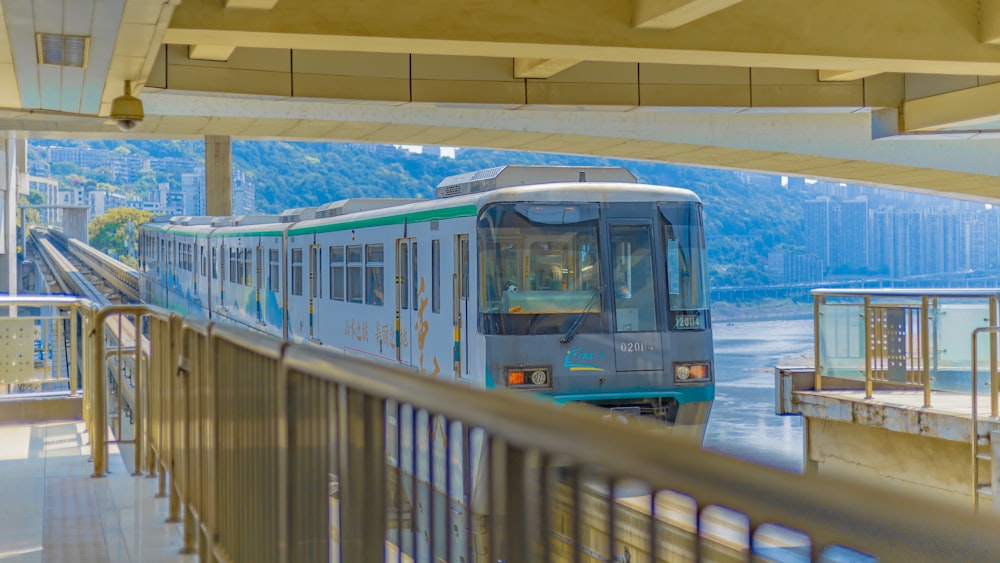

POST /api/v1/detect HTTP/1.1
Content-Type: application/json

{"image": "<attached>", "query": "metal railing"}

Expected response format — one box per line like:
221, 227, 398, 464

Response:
0, 295, 92, 395
77, 302, 1000, 562
812, 288, 1000, 407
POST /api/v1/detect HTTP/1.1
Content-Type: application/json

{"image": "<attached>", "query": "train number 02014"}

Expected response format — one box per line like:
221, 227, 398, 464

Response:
619, 341, 653, 352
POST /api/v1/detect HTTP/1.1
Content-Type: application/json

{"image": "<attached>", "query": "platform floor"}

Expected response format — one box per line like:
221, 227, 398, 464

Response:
0, 420, 196, 563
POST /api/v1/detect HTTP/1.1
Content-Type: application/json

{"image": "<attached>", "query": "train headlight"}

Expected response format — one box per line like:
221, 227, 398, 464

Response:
674, 362, 711, 383
506, 366, 551, 389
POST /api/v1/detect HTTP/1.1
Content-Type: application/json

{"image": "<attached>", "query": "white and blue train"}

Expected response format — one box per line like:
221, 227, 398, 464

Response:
138, 165, 714, 439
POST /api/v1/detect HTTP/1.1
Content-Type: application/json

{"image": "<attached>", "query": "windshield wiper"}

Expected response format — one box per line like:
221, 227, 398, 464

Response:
561, 287, 602, 344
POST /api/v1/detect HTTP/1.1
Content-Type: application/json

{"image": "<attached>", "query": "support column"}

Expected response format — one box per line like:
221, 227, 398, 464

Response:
205, 135, 232, 217
0, 135, 17, 295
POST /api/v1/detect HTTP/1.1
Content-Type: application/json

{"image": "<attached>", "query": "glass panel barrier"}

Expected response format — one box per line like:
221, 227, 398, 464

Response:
818, 302, 866, 381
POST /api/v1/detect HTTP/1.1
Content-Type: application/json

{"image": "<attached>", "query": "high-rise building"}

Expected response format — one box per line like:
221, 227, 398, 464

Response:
803, 197, 832, 271
233, 169, 256, 215
839, 197, 868, 271
180, 170, 206, 216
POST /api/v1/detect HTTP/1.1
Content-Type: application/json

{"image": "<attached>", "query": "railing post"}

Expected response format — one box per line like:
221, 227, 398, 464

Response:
921, 296, 931, 408
133, 314, 144, 475
991, 296, 998, 418
92, 308, 108, 477
814, 294, 822, 391
973, 327, 983, 511
864, 295, 873, 400
69, 304, 78, 397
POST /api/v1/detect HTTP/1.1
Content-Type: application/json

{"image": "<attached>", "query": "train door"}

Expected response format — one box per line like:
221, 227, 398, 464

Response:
396, 238, 416, 366
608, 223, 663, 372
454, 234, 469, 380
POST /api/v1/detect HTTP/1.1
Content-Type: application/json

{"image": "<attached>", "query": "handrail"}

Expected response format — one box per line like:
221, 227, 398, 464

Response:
971, 325, 1000, 512
85, 303, 1000, 562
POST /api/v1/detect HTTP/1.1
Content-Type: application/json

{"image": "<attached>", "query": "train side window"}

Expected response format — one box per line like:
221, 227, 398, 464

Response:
411, 242, 419, 307
228, 248, 235, 282
256, 247, 264, 290
431, 239, 440, 313
399, 243, 409, 310
269, 249, 280, 291
237, 247, 245, 284
365, 244, 384, 305
244, 248, 252, 286
347, 245, 363, 303
211, 247, 217, 279
200, 245, 206, 277
291, 248, 303, 296
460, 236, 469, 299
329, 246, 345, 300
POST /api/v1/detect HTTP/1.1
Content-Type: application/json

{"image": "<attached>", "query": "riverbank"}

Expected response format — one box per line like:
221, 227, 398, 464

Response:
711, 299, 813, 322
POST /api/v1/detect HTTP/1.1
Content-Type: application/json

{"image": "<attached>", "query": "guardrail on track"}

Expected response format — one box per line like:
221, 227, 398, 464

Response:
79, 303, 1000, 562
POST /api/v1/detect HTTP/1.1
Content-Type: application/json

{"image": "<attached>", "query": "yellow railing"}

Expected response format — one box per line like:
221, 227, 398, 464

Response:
77, 302, 1000, 562
813, 288, 999, 408
0, 296, 85, 394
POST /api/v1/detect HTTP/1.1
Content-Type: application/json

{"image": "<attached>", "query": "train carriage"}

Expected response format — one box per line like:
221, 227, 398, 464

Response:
139, 165, 714, 439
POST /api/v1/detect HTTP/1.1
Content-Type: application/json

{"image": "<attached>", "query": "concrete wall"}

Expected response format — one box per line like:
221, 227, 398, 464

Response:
807, 418, 972, 508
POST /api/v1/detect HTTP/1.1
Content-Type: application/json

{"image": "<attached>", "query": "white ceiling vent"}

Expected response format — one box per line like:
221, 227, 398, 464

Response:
36, 33, 89, 68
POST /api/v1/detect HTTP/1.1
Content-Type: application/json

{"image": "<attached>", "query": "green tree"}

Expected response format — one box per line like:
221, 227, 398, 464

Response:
89, 207, 154, 267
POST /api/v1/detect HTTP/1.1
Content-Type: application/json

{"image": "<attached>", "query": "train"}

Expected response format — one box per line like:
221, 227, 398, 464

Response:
138, 165, 715, 440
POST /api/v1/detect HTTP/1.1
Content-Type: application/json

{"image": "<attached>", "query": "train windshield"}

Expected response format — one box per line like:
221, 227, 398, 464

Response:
660, 202, 710, 329
479, 203, 603, 336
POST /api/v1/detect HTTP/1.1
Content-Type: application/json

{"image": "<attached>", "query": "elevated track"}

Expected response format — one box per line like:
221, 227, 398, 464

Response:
26, 227, 139, 305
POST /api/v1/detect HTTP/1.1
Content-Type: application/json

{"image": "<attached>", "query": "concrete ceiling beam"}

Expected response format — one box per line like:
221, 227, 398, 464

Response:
189, 44, 236, 62
513, 58, 581, 78
818, 70, 881, 82
633, 0, 746, 30
165, 0, 1000, 76
902, 81, 1000, 131
981, 0, 1000, 44
225, 0, 279, 9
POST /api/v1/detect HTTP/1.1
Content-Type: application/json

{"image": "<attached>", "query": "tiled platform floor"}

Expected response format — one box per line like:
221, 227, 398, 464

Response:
0, 420, 197, 562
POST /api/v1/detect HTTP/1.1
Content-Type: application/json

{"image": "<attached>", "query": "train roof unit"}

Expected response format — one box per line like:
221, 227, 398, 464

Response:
169, 216, 215, 226
316, 198, 425, 219
279, 207, 318, 223
435, 165, 637, 199
232, 214, 282, 226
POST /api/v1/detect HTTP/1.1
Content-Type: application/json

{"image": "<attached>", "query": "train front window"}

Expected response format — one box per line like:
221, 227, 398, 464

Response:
610, 225, 657, 333
660, 202, 710, 330
479, 202, 601, 336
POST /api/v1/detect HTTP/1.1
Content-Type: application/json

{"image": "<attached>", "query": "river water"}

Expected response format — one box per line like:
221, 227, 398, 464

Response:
703, 318, 815, 473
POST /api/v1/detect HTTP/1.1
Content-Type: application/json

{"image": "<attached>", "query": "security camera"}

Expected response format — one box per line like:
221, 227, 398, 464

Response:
115, 119, 138, 132
110, 80, 143, 132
